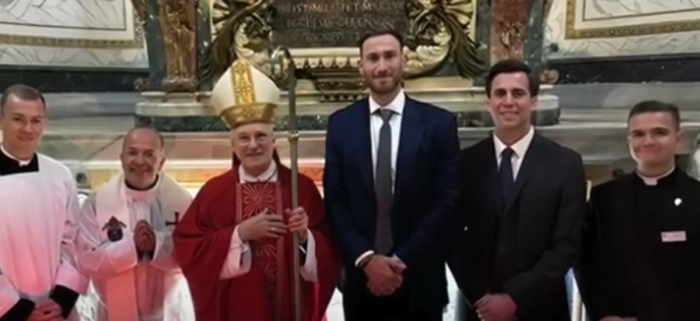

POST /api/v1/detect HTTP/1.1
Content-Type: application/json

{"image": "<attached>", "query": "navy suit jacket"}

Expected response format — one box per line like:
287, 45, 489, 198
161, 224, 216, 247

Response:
323, 96, 460, 311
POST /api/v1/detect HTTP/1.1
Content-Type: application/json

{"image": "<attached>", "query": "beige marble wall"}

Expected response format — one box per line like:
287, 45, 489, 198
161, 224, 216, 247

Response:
0, 0, 148, 68
544, 0, 700, 59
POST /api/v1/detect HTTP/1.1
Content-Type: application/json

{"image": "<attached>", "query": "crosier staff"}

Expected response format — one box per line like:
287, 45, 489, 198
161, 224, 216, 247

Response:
270, 45, 302, 321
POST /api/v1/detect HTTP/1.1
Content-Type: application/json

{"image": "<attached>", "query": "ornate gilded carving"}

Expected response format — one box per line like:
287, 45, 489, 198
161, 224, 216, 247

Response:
201, 0, 275, 85
490, 0, 529, 60
158, 0, 199, 92
205, 0, 484, 101
540, 68, 559, 84
297, 58, 366, 102
404, 0, 487, 79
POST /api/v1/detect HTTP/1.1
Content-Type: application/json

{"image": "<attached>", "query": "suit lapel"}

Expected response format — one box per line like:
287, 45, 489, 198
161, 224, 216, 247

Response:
503, 133, 544, 213
394, 98, 425, 202
352, 100, 375, 196
480, 136, 503, 214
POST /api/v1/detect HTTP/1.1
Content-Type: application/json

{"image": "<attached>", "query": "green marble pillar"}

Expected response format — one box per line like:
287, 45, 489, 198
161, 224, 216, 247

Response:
134, 0, 206, 91
196, 0, 213, 91
469, 0, 559, 127
132, 0, 166, 91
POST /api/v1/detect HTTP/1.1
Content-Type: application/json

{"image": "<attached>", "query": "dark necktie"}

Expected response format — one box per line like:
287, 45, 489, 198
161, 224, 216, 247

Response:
499, 147, 515, 203
374, 108, 394, 254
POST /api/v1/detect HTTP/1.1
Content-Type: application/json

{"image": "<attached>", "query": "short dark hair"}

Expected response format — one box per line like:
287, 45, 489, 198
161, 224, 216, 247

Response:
0, 84, 46, 113
357, 25, 404, 54
485, 59, 540, 97
628, 100, 681, 129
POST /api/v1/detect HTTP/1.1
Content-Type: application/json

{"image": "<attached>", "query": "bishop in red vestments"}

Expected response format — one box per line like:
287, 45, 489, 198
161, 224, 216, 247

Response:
172, 59, 341, 321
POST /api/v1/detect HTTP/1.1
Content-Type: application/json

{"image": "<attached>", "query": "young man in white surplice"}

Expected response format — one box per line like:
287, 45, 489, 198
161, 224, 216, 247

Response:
75, 126, 194, 321
0, 84, 89, 321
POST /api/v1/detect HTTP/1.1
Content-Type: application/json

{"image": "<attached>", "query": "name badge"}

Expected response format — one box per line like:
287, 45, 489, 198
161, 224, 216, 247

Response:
661, 231, 686, 243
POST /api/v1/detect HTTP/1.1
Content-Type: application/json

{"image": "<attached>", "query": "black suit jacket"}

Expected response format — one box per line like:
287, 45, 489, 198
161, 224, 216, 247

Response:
323, 96, 460, 313
448, 133, 587, 321
575, 169, 700, 321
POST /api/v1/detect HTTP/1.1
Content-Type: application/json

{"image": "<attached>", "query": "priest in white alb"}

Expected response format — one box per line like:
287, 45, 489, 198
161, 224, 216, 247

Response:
75, 125, 194, 321
0, 84, 88, 321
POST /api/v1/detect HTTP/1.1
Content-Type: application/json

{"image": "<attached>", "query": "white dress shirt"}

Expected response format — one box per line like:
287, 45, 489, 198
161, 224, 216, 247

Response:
355, 91, 406, 267
493, 126, 535, 179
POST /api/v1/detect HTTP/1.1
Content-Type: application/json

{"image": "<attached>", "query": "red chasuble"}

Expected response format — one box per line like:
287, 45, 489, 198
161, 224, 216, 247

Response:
173, 165, 341, 321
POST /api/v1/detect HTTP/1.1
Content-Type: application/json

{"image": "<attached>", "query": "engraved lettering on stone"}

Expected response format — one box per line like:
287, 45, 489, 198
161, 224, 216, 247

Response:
272, 0, 407, 48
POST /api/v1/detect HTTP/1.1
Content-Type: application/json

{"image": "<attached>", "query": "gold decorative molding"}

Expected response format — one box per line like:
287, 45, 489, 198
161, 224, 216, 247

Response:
564, 0, 700, 39
202, 0, 485, 102
0, 19, 144, 49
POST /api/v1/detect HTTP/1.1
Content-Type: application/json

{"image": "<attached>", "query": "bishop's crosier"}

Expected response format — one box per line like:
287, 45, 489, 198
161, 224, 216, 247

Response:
172, 59, 341, 321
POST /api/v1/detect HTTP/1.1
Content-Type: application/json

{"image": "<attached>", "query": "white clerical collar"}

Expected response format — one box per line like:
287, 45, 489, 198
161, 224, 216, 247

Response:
369, 89, 405, 115
239, 161, 278, 183
124, 175, 160, 201
0, 144, 32, 166
636, 166, 675, 186
493, 126, 535, 160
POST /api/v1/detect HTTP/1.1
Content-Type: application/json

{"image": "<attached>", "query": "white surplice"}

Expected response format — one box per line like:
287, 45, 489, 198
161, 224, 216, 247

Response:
0, 154, 89, 320
218, 161, 319, 281
76, 173, 194, 321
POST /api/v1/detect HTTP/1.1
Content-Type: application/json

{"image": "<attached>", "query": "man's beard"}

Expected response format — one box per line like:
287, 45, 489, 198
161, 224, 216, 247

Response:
366, 76, 401, 94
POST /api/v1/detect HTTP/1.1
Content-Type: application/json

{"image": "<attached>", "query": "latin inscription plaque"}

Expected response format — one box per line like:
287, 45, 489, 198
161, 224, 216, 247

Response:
272, 1, 408, 48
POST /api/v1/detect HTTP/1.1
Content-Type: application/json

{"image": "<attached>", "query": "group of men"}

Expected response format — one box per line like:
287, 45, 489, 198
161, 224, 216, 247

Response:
0, 25, 698, 321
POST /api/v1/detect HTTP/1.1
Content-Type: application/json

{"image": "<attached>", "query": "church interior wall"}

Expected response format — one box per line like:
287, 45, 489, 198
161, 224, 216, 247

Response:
0, 0, 149, 92
542, 0, 700, 83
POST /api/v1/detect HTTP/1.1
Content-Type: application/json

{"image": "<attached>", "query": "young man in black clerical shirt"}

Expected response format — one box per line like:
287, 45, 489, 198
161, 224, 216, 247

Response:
0, 84, 88, 321
576, 100, 700, 321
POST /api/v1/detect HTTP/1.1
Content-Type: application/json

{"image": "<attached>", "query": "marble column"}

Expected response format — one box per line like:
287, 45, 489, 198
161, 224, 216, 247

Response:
132, 0, 222, 132
470, 0, 559, 126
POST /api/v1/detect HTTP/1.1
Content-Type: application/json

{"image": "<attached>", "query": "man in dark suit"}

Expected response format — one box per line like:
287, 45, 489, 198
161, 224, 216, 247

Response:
448, 59, 587, 321
323, 27, 460, 321
575, 101, 700, 321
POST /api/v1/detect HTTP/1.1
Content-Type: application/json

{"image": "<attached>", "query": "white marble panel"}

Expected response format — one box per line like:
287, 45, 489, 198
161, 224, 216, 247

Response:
0, 0, 147, 68
545, 0, 700, 59
581, 0, 700, 21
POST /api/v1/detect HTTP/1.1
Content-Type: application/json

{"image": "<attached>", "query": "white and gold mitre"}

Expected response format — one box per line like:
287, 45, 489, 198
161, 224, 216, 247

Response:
211, 59, 280, 129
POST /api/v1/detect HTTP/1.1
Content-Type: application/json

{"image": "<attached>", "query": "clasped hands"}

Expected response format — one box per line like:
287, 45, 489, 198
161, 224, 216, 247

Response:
28, 299, 61, 321
362, 255, 406, 296
239, 207, 308, 242
475, 293, 517, 321
133, 220, 156, 254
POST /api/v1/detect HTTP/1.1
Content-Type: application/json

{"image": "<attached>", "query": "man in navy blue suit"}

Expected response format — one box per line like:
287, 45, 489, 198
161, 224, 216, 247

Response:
323, 27, 460, 321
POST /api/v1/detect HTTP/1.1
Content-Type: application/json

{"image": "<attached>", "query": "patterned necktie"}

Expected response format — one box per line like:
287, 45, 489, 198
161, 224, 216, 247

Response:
374, 108, 395, 254
499, 147, 515, 204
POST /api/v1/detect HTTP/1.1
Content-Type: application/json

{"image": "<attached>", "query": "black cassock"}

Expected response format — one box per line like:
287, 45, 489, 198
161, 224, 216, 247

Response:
575, 168, 700, 321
